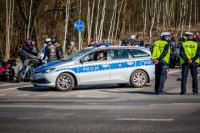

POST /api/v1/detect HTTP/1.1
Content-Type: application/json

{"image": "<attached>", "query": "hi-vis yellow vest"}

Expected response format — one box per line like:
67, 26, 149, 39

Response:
151, 40, 170, 64
180, 41, 199, 64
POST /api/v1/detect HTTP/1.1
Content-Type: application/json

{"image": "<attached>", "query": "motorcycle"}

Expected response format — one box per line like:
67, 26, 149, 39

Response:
169, 48, 180, 68
16, 48, 43, 82
0, 59, 16, 81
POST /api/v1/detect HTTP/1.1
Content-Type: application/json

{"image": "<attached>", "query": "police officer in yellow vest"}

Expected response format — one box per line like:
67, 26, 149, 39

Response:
180, 32, 200, 95
151, 32, 171, 95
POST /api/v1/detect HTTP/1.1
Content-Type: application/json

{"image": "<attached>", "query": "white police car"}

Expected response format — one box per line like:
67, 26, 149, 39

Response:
32, 46, 155, 91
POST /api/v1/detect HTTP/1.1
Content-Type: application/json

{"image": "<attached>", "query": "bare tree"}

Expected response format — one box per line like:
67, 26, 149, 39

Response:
87, 0, 95, 44
180, 0, 187, 37
63, 0, 70, 52
5, 0, 15, 60
87, 0, 91, 44
95, 0, 101, 41
98, 0, 107, 42
149, 0, 157, 44
176, 0, 183, 36
143, 0, 147, 39
188, 0, 193, 31
108, 0, 117, 42
27, 0, 33, 39
114, 0, 124, 42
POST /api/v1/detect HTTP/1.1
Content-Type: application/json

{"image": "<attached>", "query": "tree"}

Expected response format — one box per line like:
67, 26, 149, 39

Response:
149, 0, 157, 44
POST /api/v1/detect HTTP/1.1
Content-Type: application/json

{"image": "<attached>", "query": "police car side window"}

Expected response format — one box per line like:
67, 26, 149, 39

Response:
110, 49, 130, 60
81, 53, 95, 62
81, 50, 107, 62
129, 49, 149, 57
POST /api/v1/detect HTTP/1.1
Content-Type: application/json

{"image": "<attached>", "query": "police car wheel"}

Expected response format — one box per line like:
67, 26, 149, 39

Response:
56, 73, 75, 91
130, 70, 147, 88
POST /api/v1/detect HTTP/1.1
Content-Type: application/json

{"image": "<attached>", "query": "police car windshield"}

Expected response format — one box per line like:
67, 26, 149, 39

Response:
61, 48, 93, 62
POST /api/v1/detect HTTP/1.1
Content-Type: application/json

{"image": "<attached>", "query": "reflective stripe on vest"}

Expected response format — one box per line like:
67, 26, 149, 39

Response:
151, 40, 170, 64
180, 41, 198, 64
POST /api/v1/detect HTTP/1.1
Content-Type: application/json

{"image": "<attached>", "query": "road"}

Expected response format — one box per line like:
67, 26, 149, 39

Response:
0, 68, 200, 133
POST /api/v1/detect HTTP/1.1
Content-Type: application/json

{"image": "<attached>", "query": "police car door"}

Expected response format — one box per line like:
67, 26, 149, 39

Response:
78, 50, 110, 85
109, 49, 133, 83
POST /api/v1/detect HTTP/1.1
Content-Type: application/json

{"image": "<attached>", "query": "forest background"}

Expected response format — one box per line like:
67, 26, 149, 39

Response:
1, 0, 199, 59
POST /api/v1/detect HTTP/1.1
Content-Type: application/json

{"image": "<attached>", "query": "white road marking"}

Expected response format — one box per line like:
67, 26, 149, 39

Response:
37, 93, 52, 97
17, 118, 33, 120
17, 94, 29, 96
115, 118, 174, 122
168, 69, 181, 74
0, 93, 6, 96
0, 85, 33, 92
0, 83, 22, 87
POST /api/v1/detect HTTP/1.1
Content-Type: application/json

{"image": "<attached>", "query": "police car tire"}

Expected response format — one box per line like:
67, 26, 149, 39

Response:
56, 73, 75, 91
130, 70, 147, 88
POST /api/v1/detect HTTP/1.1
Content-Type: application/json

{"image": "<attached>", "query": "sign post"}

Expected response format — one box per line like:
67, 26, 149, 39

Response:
74, 20, 85, 51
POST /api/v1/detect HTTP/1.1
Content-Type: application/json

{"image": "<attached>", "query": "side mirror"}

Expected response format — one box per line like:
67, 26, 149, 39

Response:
80, 58, 86, 64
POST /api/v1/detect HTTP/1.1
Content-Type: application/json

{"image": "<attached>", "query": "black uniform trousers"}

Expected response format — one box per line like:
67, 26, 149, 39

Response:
154, 62, 168, 94
181, 63, 198, 93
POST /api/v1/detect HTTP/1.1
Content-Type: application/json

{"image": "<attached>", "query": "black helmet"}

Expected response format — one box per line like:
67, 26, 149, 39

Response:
51, 38, 58, 44
23, 39, 32, 47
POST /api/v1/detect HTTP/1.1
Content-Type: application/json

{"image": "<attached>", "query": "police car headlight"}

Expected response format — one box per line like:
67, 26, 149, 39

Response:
41, 68, 55, 73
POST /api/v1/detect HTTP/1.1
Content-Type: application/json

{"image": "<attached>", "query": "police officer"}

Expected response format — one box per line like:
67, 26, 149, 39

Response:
180, 32, 199, 95
151, 32, 171, 95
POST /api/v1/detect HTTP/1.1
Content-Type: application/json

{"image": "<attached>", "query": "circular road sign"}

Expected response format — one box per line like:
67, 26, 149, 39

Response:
74, 20, 85, 31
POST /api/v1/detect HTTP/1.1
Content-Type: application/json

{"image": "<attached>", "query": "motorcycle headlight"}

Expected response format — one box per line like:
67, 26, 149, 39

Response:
41, 68, 55, 73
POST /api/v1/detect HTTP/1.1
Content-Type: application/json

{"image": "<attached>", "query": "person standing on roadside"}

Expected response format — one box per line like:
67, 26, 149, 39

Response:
55, 41, 64, 60
180, 32, 199, 95
67, 40, 77, 56
151, 32, 171, 95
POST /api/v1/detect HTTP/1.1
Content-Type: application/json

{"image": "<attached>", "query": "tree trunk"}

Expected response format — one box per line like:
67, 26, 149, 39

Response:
98, 0, 107, 42
63, 0, 70, 52
188, 0, 193, 31
27, 0, 33, 39
114, 0, 124, 42
87, 1, 90, 44
143, 0, 147, 39
95, 0, 101, 41
176, 0, 183, 36
108, 0, 117, 42
149, 0, 157, 44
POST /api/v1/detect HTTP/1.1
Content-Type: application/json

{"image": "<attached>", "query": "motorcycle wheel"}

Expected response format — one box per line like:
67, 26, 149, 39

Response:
16, 71, 24, 83
9, 68, 15, 81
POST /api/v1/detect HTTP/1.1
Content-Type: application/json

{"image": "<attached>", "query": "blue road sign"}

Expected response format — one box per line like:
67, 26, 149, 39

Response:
74, 20, 85, 31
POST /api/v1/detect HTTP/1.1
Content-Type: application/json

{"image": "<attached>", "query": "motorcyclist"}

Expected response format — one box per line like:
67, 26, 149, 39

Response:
55, 40, 64, 60
129, 35, 139, 46
39, 38, 51, 60
43, 38, 59, 63
67, 40, 77, 56
21, 39, 38, 56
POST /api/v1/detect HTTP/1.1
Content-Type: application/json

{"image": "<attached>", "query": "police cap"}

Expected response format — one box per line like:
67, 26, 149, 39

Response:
185, 32, 194, 36
161, 32, 171, 36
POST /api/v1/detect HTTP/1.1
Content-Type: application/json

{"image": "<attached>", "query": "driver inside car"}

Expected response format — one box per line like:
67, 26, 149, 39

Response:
97, 51, 106, 61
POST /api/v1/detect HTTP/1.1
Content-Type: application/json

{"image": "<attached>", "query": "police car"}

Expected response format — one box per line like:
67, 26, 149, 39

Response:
32, 46, 155, 91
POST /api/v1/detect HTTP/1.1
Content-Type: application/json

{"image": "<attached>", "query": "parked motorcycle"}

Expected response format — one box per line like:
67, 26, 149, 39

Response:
169, 48, 180, 68
16, 48, 43, 82
0, 59, 16, 81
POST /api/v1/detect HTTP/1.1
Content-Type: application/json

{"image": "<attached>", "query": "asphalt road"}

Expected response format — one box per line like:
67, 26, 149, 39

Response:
0, 68, 200, 133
